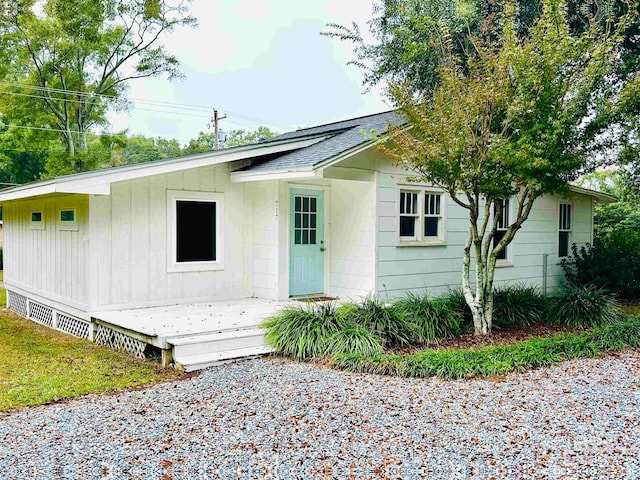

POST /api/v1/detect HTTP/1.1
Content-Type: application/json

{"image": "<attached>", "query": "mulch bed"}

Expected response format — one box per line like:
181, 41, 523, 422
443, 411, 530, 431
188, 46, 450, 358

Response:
391, 323, 583, 354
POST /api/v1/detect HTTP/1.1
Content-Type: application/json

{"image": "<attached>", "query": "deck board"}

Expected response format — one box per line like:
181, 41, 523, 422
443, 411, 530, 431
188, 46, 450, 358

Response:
91, 298, 289, 339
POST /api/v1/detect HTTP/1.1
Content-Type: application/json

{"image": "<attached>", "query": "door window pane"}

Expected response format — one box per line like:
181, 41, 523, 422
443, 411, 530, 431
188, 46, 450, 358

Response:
293, 194, 319, 245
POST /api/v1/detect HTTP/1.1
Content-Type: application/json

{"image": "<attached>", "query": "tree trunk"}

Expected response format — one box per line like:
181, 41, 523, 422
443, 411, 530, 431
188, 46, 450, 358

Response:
462, 223, 498, 335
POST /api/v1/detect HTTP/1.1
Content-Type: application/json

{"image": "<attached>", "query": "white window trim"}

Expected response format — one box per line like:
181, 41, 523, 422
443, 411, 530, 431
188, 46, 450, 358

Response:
558, 201, 573, 259
167, 190, 224, 273
30, 210, 45, 230
57, 208, 78, 231
493, 198, 513, 267
397, 188, 446, 246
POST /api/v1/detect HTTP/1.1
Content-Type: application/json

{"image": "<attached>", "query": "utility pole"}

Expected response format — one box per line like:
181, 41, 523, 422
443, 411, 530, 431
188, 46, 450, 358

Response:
212, 109, 227, 150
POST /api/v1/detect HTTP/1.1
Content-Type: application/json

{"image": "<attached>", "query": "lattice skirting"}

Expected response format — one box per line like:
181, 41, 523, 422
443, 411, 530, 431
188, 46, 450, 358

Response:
95, 324, 146, 359
7, 290, 90, 340
5, 290, 161, 362
7, 291, 28, 318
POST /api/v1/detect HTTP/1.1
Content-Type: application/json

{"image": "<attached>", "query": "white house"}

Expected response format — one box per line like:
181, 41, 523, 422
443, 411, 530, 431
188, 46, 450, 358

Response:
0, 112, 614, 370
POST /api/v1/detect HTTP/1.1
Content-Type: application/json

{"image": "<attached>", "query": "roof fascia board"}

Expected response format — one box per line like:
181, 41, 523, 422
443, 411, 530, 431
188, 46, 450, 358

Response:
230, 168, 319, 183
0, 135, 328, 202
568, 185, 617, 203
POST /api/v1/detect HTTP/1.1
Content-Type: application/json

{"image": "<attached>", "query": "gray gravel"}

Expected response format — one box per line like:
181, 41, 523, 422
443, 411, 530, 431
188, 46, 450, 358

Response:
1, 352, 639, 479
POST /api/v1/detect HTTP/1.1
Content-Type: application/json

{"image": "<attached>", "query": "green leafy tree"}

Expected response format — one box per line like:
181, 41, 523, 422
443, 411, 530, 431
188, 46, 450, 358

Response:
325, 0, 638, 94
0, 114, 55, 183
380, 0, 629, 334
224, 126, 276, 147
0, 0, 196, 172
183, 126, 277, 154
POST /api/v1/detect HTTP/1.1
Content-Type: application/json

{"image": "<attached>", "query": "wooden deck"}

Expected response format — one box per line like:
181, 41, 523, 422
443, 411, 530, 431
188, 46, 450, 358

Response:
91, 298, 291, 371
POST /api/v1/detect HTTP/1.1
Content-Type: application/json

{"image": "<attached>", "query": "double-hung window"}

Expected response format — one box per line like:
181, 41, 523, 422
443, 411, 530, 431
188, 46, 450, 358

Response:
558, 203, 572, 257
493, 198, 509, 260
167, 190, 224, 272
398, 189, 444, 244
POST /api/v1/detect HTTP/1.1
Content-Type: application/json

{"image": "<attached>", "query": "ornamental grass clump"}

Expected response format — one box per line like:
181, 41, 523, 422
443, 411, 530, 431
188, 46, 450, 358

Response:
325, 325, 384, 357
393, 292, 466, 343
549, 284, 622, 329
492, 283, 546, 328
347, 296, 412, 347
439, 288, 473, 326
261, 302, 345, 360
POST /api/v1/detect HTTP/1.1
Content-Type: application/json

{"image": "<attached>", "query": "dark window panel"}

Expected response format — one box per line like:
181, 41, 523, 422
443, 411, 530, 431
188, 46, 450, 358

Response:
176, 201, 216, 262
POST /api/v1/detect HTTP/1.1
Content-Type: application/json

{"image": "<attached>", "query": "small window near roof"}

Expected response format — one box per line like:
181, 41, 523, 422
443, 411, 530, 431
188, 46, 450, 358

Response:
30, 210, 45, 230
57, 208, 78, 231
60, 209, 75, 222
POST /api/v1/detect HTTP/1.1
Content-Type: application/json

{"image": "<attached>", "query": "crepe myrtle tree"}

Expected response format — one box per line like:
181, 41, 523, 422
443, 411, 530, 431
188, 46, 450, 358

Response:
379, 0, 630, 334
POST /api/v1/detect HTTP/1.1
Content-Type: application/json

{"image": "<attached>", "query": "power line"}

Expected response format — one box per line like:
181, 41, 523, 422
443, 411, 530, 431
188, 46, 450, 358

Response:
0, 90, 212, 119
0, 80, 286, 127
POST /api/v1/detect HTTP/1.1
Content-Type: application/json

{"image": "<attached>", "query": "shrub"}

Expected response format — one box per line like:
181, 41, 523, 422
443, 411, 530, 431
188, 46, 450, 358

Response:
326, 325, 384, 357
331, 317, 640, 379
562, 233, 640, 300
548, 284, 621, 328
347, 296, 412, 347
261, 302, 345, 360
492, 283, 546, 328
393, 292, 466, 343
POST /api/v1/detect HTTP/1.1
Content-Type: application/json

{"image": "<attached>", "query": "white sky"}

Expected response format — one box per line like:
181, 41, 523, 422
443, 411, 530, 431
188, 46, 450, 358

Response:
107, 0, 388, 144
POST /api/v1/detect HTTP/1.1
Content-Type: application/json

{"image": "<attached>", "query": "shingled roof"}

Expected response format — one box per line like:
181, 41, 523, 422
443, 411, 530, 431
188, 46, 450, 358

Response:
233, 110, 404, 173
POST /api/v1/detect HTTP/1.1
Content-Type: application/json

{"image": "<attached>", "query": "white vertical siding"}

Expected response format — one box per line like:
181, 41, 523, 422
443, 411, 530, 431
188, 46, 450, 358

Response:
328, 179, 376, 298
4, 195, 89, 310
90, 163, 257, 310
251, 180, 279, 300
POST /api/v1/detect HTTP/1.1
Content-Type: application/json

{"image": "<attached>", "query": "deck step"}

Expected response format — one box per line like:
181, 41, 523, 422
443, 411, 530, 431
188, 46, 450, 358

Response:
167, 327, 265, 346
176, 346, 272, 372
168, 327, 271, 371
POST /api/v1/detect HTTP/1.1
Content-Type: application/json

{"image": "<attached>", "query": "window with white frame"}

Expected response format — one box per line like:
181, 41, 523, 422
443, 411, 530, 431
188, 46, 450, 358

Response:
57, 208, 78, 231
558, 203, 572, 257
398, 189, 444, 243
493, 198, 509, 260
30, 210, 45, 230
167, 190, 224, 272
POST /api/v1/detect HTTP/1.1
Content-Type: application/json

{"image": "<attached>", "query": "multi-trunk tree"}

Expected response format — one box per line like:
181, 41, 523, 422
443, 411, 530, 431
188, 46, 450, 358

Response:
377, 0, 631, 334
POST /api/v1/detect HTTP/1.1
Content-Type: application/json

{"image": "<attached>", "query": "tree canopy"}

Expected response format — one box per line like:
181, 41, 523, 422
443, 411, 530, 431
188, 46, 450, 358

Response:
325, 0, 639, 94
0, 0, 196, 172
378, 0, 632, 334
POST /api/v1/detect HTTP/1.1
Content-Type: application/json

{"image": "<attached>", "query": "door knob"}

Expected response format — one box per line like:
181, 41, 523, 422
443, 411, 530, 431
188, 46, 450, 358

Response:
320, 247, 325, 252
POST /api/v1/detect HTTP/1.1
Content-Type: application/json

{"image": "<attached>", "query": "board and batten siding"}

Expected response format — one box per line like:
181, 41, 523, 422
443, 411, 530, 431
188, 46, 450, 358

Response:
3, 195, 90, 312
328, 179, 376, 298
89, 162, 274, 310
375, 168, 594, 300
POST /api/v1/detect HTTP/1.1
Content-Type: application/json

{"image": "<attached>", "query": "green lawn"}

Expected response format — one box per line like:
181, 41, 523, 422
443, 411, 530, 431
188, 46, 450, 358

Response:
0, 309, 181, 411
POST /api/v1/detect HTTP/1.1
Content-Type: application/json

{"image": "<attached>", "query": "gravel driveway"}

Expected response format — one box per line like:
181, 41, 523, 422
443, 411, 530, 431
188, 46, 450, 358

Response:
1, 352, 639, 479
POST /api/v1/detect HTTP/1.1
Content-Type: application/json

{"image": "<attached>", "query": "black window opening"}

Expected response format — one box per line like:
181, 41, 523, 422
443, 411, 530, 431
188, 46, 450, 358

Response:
176, 201, 216, 262
558, 231, 570, 257
493, 199, 509, 260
